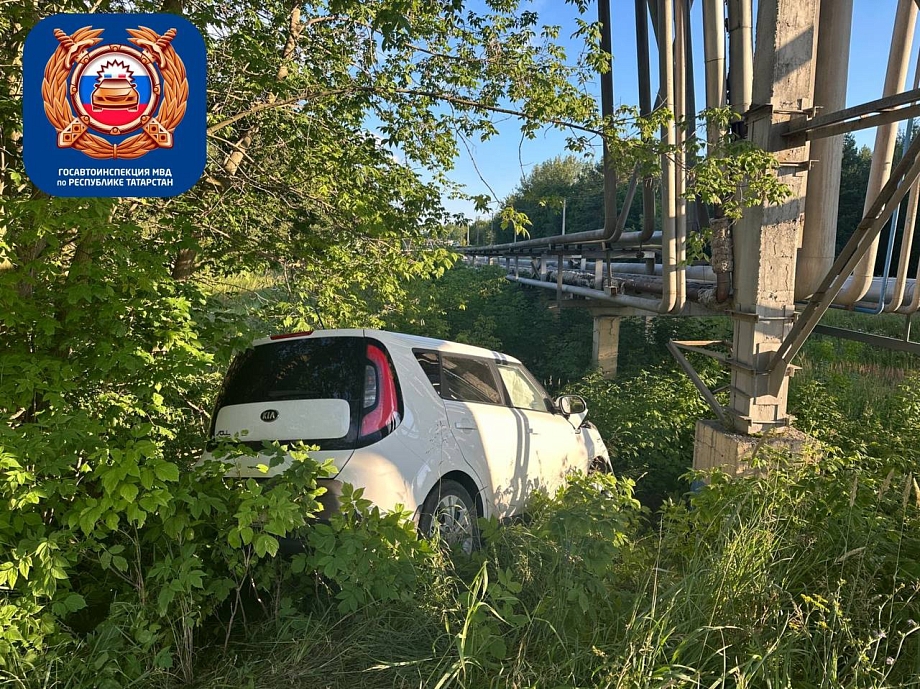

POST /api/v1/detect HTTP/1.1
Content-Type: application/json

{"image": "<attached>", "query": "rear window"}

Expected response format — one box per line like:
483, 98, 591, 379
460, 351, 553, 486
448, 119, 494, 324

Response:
211, 336, 366, 449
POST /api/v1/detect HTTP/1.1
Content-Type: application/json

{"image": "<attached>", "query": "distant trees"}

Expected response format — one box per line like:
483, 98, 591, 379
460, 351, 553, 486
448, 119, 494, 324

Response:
477, 135, 909, 275
836, 133, 874, 256
488, 155, 646, 244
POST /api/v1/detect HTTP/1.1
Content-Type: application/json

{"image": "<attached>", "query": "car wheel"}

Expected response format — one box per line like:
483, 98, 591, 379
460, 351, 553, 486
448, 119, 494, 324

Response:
418, 479, 480, 554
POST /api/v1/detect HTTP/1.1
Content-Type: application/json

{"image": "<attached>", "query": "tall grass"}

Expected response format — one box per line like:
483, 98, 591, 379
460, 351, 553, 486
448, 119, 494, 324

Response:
123, 454, 920, 689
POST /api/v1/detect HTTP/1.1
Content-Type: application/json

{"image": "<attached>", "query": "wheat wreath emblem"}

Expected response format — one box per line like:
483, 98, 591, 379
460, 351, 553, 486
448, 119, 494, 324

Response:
42, 26, 189, 160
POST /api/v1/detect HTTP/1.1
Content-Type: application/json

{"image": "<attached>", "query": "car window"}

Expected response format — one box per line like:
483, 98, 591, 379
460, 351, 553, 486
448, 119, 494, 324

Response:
216, 336, 364, 407
496, 363, 550, 412
441, 355, 502, 405
413, 350, 441, 394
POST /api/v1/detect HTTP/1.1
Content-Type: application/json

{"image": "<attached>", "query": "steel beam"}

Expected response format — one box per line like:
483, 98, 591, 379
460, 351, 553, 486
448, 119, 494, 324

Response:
813, 325, 920, 356
785, 87, 920, 139
770, 128, 920, 383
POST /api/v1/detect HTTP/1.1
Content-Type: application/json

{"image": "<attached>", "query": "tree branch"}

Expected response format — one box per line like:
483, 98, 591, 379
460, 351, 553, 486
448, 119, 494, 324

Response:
207, 86, 604, 137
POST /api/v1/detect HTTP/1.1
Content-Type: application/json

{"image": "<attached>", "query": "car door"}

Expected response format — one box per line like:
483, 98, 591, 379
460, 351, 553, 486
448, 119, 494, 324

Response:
439, 354, 530, 518
494, 362, 583, 497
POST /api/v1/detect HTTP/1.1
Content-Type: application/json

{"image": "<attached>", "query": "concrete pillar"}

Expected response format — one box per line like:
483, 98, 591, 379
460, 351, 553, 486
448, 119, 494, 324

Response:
727, 0, 819, 434
592, 315, 620, 378
694, 420, 813, 477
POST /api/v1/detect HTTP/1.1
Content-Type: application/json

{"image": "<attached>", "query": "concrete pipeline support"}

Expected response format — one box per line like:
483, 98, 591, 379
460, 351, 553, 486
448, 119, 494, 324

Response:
837, 0, 918, 305
728, 0, 818, 433
797, 0, 853, 301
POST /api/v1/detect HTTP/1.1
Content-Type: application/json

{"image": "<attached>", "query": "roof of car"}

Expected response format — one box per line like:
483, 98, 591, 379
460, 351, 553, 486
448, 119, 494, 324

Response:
252, 328, 522, 364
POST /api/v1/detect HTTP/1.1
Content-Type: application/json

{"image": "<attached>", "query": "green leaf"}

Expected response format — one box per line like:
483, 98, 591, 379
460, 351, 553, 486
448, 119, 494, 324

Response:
64, 593, 86, 612
120, 483, 138, 503
154, 462, 180, 483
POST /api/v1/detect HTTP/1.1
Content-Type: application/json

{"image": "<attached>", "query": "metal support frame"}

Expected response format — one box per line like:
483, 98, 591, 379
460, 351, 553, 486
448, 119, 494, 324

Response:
667, 340, 732, 427
770, 128, 920, 386
813, 325, 920, 355
785, 88, 920, 142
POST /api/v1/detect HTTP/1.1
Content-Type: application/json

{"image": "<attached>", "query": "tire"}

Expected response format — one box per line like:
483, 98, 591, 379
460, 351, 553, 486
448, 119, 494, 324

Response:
418, 479, 481, 554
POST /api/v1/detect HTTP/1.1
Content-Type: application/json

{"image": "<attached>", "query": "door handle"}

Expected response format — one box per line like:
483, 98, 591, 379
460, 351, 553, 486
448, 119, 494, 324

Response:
454, 420, 477, 430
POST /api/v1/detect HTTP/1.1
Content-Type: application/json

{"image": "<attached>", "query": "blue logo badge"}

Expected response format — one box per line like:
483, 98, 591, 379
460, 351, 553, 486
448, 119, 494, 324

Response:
23, 14, 206, 197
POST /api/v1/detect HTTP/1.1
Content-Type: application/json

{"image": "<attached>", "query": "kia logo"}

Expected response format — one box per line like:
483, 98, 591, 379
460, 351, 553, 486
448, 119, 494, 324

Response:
260, 409, 279, 422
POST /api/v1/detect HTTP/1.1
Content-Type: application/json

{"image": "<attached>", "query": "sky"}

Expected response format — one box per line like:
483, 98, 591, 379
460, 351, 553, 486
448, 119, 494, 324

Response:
438, 0, 911, 222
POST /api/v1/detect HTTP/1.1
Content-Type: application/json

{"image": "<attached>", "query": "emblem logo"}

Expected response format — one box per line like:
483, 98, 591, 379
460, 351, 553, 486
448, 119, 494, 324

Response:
42, 26, 186, 159
260, 410, 279, 423
24, 14, 205, 197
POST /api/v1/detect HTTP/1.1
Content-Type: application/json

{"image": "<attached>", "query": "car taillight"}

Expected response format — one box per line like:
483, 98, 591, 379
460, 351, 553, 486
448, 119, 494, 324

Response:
359, 343, 399, 438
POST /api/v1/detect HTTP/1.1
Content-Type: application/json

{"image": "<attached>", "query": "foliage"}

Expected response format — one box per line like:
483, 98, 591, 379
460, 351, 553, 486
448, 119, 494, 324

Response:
388, 264, 595, 387
566, 365, 718, 509
300, 484, 437, 614
493, 154, 652, 243
0, 433, 336, 680
837, 133, 875, 256
687, 108, 792, 220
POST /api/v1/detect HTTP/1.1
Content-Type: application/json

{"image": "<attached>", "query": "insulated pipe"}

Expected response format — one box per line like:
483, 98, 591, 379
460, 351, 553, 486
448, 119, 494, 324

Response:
508, 275, 673, 312
636, 0, 657, 242
528, 261, 719, 281
727, 0, 753, 115
895, 181, 920, 314
797, 0, 853, 301
659, 0, 683, 314
702, 0, 726, 145
674, 0, 688, 311
599, 0, 618, 242
886, 62, 920, 313
465, 173, 641, 254
838, 0, 918, 305
702, 0, 731, 303
887, 177, 920, 311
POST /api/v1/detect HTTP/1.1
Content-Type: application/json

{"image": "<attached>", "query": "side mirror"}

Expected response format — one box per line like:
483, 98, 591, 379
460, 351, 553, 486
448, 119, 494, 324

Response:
555, 394, 587, 418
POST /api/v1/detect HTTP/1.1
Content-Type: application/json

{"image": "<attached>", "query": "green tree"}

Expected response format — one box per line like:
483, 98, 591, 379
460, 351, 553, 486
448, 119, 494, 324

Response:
0, 0, 620, 670
836, 133, 873, 256
488, 155, 647, 244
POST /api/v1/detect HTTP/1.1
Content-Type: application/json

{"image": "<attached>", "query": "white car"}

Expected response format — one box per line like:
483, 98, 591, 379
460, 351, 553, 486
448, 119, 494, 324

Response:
208, 329, 610, 551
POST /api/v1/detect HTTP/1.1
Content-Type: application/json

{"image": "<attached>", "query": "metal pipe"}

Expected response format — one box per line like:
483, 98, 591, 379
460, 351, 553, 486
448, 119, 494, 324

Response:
598, 0, 618, 243
465, 231, 664, 256
702, 0, 731, 304
636, 0, 657, 243
797, 0, 853, 300
771, 125, 920, 377
658, 0, 682, 314
702, 0, 726, 145
727, 0, 753, 115
527, 261, 719, 281
897, 209, 920, 314
837, 0, 918, 305
508, 275, 672, 311
848, 200, 901, 314
886, 63, 920, 312
463, 172, 640, 254
674, 0, 688, 311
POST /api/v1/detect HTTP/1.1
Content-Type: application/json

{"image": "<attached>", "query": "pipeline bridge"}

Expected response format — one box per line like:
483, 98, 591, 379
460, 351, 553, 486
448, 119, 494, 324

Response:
463, 0, 920, 472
